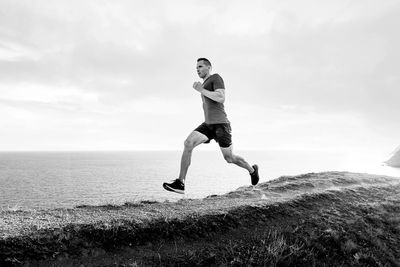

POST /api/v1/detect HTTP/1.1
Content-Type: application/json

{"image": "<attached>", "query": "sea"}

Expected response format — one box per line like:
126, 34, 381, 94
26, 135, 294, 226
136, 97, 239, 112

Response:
0, 150, 399, 210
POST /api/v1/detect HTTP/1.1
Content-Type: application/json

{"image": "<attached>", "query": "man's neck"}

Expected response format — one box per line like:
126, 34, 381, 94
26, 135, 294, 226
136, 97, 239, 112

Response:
203, 73, 212, 81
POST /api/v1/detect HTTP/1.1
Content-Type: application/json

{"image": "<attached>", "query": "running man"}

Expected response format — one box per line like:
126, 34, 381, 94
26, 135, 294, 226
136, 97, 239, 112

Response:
163, 58, 259, 194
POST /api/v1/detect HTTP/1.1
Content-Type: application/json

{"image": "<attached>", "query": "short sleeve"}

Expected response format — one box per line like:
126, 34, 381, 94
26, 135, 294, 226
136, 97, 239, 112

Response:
213, 74, 225, 90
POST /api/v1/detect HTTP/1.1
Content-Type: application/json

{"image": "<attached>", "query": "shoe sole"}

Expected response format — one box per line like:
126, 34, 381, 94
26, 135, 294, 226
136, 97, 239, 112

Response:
163, 183, 185, 194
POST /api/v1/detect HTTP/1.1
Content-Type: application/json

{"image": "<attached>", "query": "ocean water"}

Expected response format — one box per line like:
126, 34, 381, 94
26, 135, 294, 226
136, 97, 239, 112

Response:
0, 150, 399, 210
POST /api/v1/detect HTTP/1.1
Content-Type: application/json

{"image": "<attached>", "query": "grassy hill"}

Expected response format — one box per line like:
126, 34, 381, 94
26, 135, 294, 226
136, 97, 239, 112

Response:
1, 171, 399, 266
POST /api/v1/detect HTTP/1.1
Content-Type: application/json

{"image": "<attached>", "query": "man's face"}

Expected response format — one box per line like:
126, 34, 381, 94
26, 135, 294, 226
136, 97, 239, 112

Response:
196, 61, 210, 78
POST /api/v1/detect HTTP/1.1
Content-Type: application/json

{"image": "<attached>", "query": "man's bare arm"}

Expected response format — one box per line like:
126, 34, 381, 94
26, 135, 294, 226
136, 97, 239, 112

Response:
200, 89, 225, 103
193, 81, 225, 103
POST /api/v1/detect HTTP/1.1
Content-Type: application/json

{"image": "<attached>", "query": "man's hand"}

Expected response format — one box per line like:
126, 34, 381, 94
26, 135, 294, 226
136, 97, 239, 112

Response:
192, 81, 225, 103
192, 81, 203, 92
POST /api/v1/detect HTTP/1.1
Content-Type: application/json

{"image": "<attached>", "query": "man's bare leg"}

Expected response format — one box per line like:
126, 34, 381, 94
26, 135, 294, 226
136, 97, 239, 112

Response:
220, 145, 254, 173
178, 131, 208, 183
220, 145, 259, 185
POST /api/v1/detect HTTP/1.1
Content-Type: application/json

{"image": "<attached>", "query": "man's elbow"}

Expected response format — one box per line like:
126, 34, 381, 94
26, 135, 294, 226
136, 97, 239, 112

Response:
215, 90, 225, 103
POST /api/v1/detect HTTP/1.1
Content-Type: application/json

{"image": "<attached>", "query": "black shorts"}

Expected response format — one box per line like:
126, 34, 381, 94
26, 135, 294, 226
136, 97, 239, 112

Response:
194, 122, 232, 148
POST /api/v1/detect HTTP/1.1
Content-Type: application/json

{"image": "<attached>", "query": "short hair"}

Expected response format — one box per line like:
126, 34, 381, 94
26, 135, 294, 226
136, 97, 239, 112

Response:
197, 58, 212, 66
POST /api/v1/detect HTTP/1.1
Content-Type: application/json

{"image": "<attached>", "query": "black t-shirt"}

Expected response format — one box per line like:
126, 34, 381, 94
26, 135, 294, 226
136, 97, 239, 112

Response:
201, 73, 229, 124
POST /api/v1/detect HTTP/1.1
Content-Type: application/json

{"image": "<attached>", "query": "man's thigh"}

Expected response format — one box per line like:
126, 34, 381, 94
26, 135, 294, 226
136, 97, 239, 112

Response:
214, 123, 232, 148
193, 122, 213, 144
220, 145, 233, 159
185, 130, 209, 147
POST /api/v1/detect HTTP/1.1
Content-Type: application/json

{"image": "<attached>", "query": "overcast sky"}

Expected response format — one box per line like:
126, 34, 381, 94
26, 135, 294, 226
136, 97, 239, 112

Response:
0, 0, 399, 154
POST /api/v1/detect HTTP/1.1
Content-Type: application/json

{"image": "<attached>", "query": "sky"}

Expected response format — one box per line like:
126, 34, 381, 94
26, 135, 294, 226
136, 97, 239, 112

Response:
0, 0, 399, 155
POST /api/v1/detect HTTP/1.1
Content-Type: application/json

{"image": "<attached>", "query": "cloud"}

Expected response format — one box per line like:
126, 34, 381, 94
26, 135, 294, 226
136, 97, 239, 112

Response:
219, 3, 400, 132
0, 0, 398, 150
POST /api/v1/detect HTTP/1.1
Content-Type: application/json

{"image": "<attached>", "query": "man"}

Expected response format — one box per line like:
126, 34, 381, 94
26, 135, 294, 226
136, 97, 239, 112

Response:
163, 58, 259, 194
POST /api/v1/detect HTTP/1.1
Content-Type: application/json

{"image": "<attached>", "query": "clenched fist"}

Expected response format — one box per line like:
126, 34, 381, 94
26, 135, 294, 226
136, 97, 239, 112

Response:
192, 81, 203, 92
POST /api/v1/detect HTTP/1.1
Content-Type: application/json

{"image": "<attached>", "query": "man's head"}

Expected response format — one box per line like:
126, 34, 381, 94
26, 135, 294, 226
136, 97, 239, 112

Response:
196, 58, 212, 79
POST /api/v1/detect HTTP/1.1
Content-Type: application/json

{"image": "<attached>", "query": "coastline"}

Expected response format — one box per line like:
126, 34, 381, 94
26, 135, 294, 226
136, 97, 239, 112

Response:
1, 171, 399, 266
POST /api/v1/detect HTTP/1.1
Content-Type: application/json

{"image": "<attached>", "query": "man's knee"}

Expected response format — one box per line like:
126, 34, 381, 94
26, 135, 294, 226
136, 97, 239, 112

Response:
184, 138, 195, 150
224, 154, 234, 163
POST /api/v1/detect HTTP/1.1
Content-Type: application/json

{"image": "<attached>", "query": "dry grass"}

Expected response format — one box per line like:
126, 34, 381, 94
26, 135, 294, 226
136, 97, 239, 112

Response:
1, 171, 400, 266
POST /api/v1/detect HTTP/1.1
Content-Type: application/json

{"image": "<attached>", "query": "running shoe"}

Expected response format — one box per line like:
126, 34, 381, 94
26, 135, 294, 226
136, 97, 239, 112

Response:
163, 179, 185, 194
250, 164, 259, 186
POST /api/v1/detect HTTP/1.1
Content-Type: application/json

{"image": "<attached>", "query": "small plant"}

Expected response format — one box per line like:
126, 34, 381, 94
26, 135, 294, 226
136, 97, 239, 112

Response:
7, 202, 23, 212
